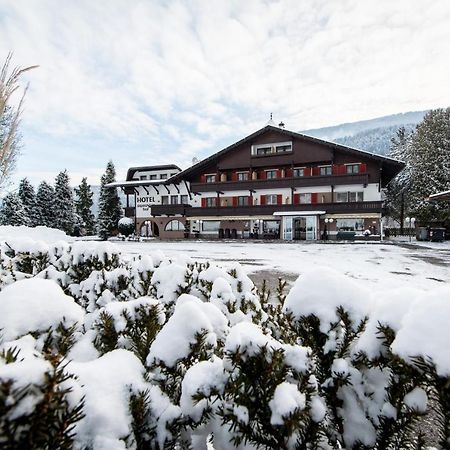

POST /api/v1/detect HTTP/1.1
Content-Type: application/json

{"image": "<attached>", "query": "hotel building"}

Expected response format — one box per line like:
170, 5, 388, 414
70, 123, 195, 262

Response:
108, 123, 404, 240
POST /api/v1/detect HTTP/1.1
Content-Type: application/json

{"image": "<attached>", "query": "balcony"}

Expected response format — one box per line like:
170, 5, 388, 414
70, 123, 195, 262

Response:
151, 204, 192, 216
190, 173, 369, 193
186, 201, 383, 217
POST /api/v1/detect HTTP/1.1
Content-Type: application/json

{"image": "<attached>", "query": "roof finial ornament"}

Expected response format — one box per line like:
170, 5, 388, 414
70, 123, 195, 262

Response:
266, 113, 276, 127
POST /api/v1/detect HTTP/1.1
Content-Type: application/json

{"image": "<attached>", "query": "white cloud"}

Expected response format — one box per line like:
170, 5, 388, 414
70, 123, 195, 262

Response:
0, 0, 449, 186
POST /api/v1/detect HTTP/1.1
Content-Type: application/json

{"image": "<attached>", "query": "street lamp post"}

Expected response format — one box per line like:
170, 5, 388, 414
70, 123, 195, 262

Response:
405, 217, 416, 242
324, 218, 334, 240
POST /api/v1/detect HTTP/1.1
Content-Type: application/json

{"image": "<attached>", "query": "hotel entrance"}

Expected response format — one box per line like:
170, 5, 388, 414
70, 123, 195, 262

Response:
276, 212, 324, 241
293, 216, 316, 240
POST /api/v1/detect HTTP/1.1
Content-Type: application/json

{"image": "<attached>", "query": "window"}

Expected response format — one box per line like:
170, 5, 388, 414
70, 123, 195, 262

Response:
206, 197, 216, 207
238, 196, 249, 206
266, 170, 277, 179
319, 166, 332, 176
251, 141, 292, 156
127, 194, 135, 208
181, 195, 189, 204
171, 195, 179, 204
275, 144, 292, 153
266, 194, 278, 205
206, 174, 216, 183
237, 172, 249, 181
336, 219, 364, 231
349, 192, 364, 202
346, 164, 360, 174
256, 146, 272, 155
160, 174, 168, 179
299, 193, 311, 204
165, 220, 185, 231
202, 221, 220, 232
161, 196, 169, 205
336, 192, 364, 203
293, 168, 305, 177
149, 174, 157, 180
140, 175, 147, 180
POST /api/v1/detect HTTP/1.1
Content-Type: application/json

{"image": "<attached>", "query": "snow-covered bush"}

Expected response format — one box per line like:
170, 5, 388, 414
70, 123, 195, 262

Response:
0, 238, 449, 449
118, 217, 135, 237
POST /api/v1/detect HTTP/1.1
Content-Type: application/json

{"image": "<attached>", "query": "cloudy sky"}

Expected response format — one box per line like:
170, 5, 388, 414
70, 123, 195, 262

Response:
1, 0, 449, 187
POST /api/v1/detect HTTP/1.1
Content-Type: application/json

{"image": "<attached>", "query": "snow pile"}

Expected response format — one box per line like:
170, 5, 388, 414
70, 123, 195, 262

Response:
0, 278, 84, 341
0, 236, 448, 449
0, 225, 71, 243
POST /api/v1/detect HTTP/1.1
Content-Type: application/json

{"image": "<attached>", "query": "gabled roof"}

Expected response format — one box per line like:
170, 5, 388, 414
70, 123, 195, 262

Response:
126, 164, 181, 181
172, 125, 405, 181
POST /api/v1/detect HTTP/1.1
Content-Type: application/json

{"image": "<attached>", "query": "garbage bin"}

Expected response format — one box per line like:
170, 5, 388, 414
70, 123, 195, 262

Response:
429, 227, 445, 242
416, 227, 429, 241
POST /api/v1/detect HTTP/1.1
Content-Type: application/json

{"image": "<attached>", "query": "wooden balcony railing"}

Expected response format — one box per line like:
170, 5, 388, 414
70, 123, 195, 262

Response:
190, 173, 370, 193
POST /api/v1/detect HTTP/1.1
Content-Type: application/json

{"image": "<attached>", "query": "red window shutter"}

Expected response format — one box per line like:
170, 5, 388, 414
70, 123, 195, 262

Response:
277, 169, 282, 178
232, 196, 238, 207
293, 193, 300, 204
304, 167, 311, 176
201, 198, 206, 207
339, 165, 347, 175
311, 193, 318, 204
277, 194, 282, 205
260, 171, 266, 180
332, 164, 339, 175
231, 172, 238, 181
360, 163, 366, 173
260, 195, 266, 205
200, 175, 206, 183
286, 168, 293, 177
312, 167, 320, 176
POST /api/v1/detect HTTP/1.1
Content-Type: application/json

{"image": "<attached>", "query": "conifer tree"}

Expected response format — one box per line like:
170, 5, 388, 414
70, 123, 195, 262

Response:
54, 170, 75, 234
408, 108, 450, 223
18, 178, 36, 226
0, 192, 28, 225
97, 161, 122, 240
35, 181, 56, 227
74, 177, 95, 235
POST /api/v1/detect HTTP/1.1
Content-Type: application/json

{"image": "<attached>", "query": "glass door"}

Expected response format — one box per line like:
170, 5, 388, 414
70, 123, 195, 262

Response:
306, 216, 317, 240
283, 217, 293, 240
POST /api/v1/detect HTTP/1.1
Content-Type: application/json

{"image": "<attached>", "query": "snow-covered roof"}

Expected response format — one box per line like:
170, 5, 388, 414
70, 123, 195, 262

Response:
428, 190, 450, 201
105, 178, 177, 188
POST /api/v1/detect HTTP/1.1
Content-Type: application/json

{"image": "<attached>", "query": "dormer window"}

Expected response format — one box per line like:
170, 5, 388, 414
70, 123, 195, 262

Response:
251, 141, 292, 156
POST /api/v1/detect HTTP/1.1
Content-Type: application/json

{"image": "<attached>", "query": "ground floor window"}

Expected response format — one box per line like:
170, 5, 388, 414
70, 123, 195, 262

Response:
202, 221, 220, 232
336, 218, 364, 231
165, 220, 185, 231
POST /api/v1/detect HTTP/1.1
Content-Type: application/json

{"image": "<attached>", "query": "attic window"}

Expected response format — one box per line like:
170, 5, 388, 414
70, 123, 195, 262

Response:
251, 141, 292, 156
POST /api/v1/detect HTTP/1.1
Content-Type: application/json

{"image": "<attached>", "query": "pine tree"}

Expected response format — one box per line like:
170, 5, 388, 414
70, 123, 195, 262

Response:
385, 127, 413, 228
35, 181, 56, 227
74, 177, 95, 235
97, 161, 122, 240
408, 108, 450, 223
18, 178, 36, 226
54, 170, 75, 234
0, 192, 28, 225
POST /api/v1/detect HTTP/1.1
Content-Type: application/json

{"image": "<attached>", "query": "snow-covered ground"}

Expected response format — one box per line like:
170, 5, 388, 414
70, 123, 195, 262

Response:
115, 240, 450, 292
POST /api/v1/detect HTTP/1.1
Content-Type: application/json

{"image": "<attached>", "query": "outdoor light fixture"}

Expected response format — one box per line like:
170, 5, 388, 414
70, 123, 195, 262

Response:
324, 218, 334, 223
